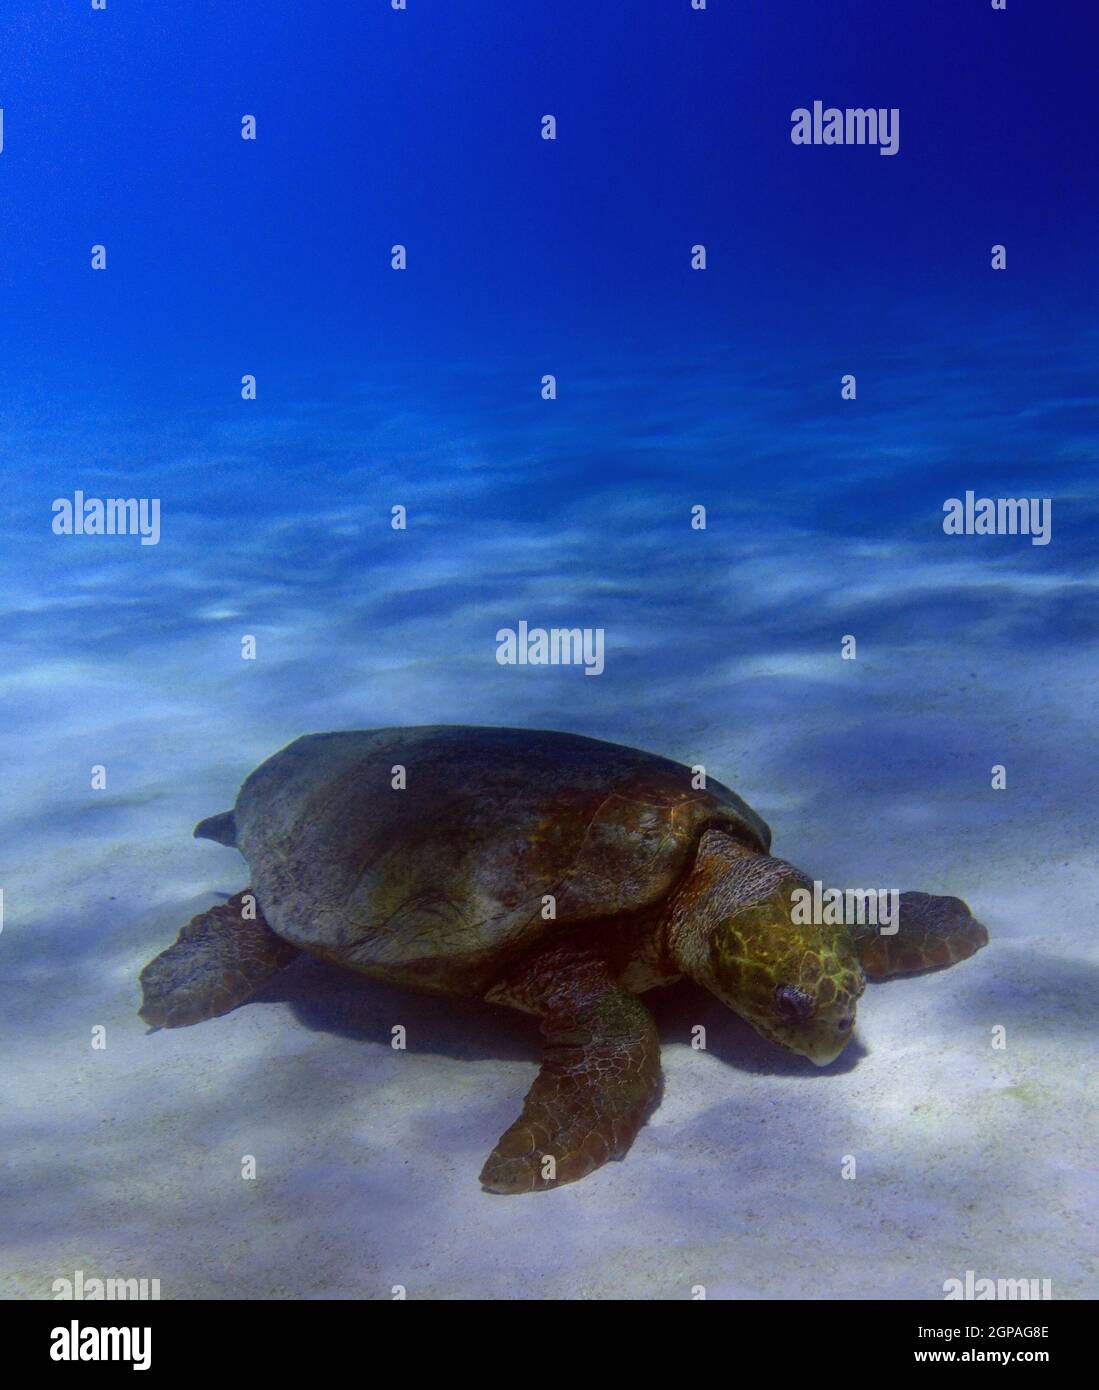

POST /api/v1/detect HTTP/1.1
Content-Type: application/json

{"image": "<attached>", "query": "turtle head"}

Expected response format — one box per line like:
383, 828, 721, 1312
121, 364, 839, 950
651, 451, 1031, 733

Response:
707, 882, 866, 1066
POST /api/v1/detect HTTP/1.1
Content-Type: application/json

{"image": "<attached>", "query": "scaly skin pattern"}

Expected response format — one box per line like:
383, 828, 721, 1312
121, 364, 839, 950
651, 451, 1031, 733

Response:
139, 891, 299, 1029
665, 831, 866, 1062
665, 833, 990, 1065
851, 890, 988, 979
480, 947, 661, 1194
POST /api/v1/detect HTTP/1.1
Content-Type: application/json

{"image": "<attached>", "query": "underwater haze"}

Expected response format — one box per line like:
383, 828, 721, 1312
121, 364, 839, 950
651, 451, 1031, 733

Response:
2, 1, 1097, 1299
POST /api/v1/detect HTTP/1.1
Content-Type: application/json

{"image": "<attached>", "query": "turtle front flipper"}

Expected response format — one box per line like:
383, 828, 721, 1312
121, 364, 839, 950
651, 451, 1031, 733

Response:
853, 891, 988, 980
480, 951, 661, 1194
139, 890, 299, 1028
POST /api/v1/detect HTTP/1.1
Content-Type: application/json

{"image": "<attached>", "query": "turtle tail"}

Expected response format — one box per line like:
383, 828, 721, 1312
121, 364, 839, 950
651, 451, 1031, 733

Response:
194, 810, 236, 846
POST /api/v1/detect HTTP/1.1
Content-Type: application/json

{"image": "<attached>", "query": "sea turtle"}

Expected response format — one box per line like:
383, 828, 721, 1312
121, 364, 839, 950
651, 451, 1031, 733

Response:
140, 726, 988, 1193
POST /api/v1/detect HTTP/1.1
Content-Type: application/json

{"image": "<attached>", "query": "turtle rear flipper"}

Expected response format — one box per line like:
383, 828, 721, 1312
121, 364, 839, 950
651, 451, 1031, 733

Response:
854, 891, 988, 980
480, 949, 661, 1194
139, 890, 299, 1029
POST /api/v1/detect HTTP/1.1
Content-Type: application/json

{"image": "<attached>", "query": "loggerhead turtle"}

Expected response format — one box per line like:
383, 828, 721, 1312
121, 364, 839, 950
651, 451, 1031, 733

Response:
140, 726, 988, 1193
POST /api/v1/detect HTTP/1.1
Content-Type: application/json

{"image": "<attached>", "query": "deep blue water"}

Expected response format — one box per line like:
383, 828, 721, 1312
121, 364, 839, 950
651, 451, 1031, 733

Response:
3, 2, 1096, 688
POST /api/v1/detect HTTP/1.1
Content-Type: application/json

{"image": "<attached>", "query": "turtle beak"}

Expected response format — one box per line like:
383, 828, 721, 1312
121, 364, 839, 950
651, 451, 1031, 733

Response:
806, 1041, 847, 1067
793, 1017, 856, 1067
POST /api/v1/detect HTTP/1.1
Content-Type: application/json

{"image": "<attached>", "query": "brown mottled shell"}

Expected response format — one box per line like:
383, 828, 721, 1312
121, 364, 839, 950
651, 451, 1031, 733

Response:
230, 726, 770, 994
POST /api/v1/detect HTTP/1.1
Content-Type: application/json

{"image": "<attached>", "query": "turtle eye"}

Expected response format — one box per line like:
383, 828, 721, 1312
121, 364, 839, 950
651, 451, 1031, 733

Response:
774, 984, 814, 1022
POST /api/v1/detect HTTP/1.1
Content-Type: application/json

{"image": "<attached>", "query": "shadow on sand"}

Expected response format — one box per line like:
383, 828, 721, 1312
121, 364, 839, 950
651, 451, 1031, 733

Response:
251, 952, 867, 1078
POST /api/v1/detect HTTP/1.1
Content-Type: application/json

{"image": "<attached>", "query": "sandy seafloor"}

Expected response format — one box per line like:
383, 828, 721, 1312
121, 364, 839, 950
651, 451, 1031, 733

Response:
3, 343, 1098, 1301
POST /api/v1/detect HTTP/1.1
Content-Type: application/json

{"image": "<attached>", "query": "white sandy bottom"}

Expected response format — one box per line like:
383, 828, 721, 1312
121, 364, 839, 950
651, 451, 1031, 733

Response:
4, 800, 1096, 1300
3, 486, 1097, 1299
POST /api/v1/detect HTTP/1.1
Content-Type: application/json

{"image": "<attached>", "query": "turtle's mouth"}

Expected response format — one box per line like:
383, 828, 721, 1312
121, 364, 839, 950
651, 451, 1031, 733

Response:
748, 1015, 855, 1067
804, 1039, 848, 1067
